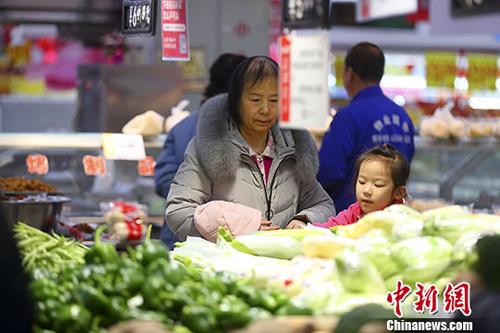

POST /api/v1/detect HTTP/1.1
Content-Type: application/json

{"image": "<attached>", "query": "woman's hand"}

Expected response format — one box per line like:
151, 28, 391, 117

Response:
259, 220, 279, 231
287, 219, 306, 229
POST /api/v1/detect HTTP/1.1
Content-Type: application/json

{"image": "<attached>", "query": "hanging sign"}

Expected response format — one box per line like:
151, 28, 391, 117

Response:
161, 0, 190, 61
83, 155, 107, 176
425, 52, 456, 89
279, 35, 291, 123
279, 31, 330, 129
102, 133, 146, 160
357, 0, 418, 22
26, 154, 49, 175
122, 0, 157, 36
452, 0, 500, 17
282, 0, 330, 29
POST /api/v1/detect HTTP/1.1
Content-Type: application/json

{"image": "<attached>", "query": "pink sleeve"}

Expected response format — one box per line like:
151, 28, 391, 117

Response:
312, 209, 353, 228
312, 202, 362, 229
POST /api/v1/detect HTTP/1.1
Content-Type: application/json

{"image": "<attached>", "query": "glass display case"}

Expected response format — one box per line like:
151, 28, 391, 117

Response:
0, 133, 166, 217
410, 137, 500, 210
0, 133, 498, 216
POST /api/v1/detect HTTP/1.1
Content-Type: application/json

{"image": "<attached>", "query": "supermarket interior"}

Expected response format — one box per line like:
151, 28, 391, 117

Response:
1, 0, 500, 332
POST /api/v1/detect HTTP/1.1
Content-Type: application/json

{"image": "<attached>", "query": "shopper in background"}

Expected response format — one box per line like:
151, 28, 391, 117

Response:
165, 56, 334, 240
154, 53, 246, 248
155, 53, 247, 197
318, 42, 415, 212
312, 144, 409, 229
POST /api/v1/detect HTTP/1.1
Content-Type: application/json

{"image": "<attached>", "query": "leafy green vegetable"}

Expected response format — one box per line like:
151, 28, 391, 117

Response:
391, 236, 453, 284
355, 230, 400, 279
423, 212, 500, 244
231, 235, 302, 259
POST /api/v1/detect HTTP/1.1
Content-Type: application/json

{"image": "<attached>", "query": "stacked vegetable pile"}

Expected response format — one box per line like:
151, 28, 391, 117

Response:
14, 222, 88, 273
15, 224, 307, 333
173, 205, 500, 315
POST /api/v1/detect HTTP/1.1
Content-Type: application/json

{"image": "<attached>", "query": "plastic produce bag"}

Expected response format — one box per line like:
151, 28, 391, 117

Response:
335, 249, 386, 294
122, 110, 165, 136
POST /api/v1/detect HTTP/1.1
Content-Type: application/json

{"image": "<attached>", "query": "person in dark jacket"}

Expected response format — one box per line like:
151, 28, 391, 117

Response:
0, 215, 33, 333
318, 42, 415, 212
154, 53, 246, 248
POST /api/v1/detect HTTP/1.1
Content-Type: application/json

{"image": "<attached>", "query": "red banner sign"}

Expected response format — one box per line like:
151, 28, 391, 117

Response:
161, 0, 190, 61
82, 155, 107, 176
26, 154, 49, 175
137, 156, 156, 176
279, 35, 291, 123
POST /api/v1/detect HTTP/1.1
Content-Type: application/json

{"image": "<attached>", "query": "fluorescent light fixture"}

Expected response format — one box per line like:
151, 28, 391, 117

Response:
469, 96, 500, 109
380, 75, 427, 89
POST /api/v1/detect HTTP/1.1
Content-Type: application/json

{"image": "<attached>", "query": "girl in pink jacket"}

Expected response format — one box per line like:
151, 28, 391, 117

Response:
289, 144, 410, 229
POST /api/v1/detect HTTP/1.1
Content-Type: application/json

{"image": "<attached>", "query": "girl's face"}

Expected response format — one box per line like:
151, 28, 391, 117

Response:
239, 76, 278, 136
355, 158, 405, 214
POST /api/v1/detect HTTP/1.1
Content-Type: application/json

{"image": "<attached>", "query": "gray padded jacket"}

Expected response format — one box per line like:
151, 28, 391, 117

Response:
165, 94, 335, 240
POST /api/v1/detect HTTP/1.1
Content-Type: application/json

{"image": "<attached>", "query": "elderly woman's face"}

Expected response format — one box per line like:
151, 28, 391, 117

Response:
240, 76, 278, 136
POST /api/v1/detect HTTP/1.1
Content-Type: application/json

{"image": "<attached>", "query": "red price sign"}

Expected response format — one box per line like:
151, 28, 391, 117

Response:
161, 0, 190, 61
137, 156, 156, 176
279, 35, 291, 123
82, 155, 107, 176
26, 154, 49, 175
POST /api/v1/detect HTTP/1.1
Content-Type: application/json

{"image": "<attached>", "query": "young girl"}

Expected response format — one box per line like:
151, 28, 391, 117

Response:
314, 144, 410, 228
288, 144, 410, 229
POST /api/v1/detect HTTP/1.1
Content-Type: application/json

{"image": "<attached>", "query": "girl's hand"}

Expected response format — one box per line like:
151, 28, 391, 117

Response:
259, 220, 279, 231
287, 219, 306, 229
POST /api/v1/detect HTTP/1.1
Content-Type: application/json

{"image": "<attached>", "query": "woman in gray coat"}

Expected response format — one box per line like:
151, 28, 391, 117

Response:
165, 56, 335, 240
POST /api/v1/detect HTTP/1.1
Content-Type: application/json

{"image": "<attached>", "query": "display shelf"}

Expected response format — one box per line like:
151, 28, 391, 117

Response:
0, 133, 166, 149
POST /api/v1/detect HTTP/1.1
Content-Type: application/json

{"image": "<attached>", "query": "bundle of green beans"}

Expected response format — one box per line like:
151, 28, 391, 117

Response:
13, 222, 88, 273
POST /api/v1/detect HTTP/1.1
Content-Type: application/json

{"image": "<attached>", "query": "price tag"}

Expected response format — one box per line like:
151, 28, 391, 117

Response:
102, 133, 146, 160
137, 156, 156, 176
279, 31, 330, 129
26, 154, 49, 175
122, 0, 156, 36
83, 155, 107, 176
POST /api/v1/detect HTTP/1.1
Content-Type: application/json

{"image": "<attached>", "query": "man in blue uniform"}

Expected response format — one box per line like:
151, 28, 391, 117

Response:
318, 42, 415, 212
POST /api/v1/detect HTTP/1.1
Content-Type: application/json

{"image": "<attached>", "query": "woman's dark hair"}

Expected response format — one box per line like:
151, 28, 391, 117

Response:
200, 53, 247, 106
353, 144, 410, 192
345, 42, 385, 83
227, 56, 279, 126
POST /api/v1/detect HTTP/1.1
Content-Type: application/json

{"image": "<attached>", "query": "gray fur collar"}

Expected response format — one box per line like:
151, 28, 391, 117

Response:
195, 94, 318, 183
